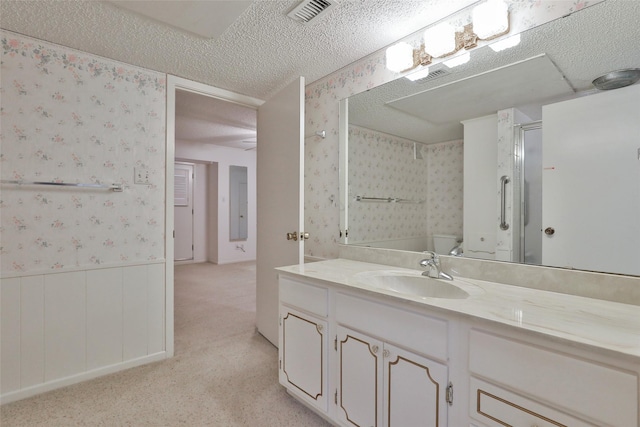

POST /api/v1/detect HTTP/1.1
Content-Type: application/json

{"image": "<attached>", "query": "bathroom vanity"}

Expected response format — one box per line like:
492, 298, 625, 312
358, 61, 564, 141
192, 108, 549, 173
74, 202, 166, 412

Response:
276, 258, 640, 427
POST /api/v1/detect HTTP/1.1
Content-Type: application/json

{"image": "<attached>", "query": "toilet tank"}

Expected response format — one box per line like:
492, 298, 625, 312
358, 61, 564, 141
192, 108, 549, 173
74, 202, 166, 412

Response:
433, 234, 459, 254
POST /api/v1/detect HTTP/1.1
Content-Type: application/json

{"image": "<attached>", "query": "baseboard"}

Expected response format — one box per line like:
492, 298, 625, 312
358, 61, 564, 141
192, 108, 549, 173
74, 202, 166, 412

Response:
0, 351, 168, 405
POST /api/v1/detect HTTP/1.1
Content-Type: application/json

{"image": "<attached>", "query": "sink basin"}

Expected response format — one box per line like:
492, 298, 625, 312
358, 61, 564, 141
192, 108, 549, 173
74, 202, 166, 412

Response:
354, 271, 475, 299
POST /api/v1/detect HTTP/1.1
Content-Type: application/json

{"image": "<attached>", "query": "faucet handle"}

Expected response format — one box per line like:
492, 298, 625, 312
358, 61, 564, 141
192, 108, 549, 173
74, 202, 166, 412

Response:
423, 251, 438, 261
419, 254, 438, 268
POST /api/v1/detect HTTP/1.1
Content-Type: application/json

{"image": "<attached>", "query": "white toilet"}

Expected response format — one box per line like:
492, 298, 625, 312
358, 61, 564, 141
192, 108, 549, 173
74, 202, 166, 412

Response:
433, 234, 459, 255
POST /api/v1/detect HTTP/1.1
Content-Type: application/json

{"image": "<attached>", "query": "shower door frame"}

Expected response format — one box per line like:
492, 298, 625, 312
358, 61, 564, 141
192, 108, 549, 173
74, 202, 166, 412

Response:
514, 120, 542, 265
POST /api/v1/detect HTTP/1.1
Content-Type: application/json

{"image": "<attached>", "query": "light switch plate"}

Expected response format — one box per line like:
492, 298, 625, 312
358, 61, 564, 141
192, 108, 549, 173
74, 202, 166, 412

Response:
134, 167, 151, 185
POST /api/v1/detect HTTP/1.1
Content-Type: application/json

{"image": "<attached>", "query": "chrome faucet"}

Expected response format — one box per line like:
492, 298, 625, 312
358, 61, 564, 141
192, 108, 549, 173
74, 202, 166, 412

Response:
420, 251, 453, 280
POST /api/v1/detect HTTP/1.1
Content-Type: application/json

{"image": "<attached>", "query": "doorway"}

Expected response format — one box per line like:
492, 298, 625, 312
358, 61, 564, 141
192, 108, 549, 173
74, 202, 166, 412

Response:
173, 88, 259, 264
165, 76, 264, 357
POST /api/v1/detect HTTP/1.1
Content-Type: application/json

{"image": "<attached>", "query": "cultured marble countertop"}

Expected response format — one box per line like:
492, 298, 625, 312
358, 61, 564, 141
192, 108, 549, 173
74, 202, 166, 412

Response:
277, 258, 640, 361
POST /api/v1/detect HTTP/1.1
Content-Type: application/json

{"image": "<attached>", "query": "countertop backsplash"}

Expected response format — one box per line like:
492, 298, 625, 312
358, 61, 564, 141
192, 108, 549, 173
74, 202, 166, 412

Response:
339, 245, 640, 306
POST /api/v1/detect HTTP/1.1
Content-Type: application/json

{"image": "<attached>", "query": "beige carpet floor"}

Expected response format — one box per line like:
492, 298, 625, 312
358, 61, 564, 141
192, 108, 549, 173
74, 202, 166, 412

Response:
1, 262, 332, 426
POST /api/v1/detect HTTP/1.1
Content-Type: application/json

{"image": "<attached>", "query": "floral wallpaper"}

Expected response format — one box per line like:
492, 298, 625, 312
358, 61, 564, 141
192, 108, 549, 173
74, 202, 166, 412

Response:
0, 31, 166, 276
347, 126, 429, 243
347, 125, 463, 245
426, 139, 464, 238
304, 0, 603, 259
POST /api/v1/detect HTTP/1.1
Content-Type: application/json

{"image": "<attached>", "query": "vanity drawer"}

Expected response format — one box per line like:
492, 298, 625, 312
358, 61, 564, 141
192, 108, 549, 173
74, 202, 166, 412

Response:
335, 292, 447, 361
279, 277, 328, 317
469, 329, 638, 427
470, 377, 595, 427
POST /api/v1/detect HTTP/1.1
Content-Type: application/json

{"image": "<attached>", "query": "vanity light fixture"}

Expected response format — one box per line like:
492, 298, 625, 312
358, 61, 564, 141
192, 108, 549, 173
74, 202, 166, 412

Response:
385, 42, 415, 73
385, 0, 510, 74
472, 0, 509, 39
443, 52, 470, 68
424, 23, 457, 58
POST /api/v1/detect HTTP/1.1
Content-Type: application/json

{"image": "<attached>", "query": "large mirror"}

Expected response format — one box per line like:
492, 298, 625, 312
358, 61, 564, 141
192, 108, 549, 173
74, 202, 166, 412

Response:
341, 0, 640, 276
229, 165, 248, 241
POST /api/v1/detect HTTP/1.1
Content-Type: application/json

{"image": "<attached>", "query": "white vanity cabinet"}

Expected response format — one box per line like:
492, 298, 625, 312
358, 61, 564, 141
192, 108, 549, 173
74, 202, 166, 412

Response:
468, 329, 638, 427
276, 264, 639, 427
335, 292, 450, 427
337, 325, 448, 427
278, 277, 329, 413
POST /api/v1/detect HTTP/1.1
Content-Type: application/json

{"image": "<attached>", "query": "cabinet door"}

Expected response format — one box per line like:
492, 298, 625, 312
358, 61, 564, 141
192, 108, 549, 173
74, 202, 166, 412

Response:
337, 326, 383, 427
384, 343, 448, 427
279, 307, 328, 412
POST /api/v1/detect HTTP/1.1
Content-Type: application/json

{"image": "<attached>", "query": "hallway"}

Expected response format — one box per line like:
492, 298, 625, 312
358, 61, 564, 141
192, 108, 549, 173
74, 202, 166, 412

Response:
1, 262, 330, 426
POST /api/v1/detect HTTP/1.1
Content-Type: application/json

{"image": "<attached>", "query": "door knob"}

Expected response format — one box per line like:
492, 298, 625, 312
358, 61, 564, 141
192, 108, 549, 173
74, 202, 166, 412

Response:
300, 232, 310, 240
544, 227, 555, 236
286, 232, 298, 241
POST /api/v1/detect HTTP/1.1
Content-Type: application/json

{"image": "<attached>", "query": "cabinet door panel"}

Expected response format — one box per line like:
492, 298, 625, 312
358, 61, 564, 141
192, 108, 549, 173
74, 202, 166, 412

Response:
280, 307, 328, 412
385, 343, 448, 427
337, 326, 383, 427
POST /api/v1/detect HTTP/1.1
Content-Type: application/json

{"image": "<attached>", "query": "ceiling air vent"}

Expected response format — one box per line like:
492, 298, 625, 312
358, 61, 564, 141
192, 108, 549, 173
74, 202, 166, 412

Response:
287, 0, 336, 25
406, 68, 451, 84
414, 68, 450, 84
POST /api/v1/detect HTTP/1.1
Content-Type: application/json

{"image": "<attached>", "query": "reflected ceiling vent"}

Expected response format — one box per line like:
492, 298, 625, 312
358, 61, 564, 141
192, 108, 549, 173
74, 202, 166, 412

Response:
592, 69, 640, 90
412, 68, 450, 84
287, 0, 337, 25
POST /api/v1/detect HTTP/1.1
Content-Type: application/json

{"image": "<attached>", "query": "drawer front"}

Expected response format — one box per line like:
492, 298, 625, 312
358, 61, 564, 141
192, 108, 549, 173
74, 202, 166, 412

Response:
279, 276, 328, 317
336, 292, 447, 361
469, 329, 638, 427
470, 377, 595, 427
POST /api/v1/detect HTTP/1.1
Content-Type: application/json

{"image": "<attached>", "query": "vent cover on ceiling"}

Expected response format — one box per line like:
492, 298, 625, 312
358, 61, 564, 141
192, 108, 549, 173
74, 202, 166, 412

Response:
414, 68, 450, 83
287, 0, 336, 24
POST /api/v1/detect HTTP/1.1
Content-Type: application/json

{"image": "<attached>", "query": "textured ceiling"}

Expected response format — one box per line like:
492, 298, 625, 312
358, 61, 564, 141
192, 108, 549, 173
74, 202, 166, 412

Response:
0, 0, 478, 101
175, 89, 257, 150
108, 1, 253, 39
388, 55, 574, 124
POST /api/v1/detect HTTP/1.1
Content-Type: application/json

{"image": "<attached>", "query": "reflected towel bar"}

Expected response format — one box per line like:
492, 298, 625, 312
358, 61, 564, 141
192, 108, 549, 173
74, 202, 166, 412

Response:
355, 195, 425, 204
1, 180, 123, 192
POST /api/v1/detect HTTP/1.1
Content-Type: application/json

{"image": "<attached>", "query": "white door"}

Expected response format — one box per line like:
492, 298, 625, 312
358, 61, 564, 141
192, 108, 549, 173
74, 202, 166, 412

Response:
174, 162, 194, 261
256, 77, 305, 345
542, 84, 640, 275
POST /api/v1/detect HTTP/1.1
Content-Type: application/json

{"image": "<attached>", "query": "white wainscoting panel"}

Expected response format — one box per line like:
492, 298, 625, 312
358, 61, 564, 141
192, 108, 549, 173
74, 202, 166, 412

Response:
1, 278, 21, 394
147, 264, 165, 354
123, 265, 149, 360
45, 271, 87, 382
87, 268, 124, 370
0, 262, 167, 403
21, 275, 45, 388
